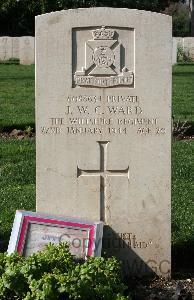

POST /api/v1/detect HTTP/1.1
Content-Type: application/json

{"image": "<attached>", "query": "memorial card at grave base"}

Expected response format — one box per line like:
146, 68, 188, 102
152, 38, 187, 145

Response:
36, 8, 172, 277
8, 211, 103, 258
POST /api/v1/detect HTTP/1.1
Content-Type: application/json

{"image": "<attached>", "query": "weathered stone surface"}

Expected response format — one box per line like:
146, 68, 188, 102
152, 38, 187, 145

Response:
19, 36, 35, 65
175, 37, 183, 48
12, 37, 20, 59
175, 37, 194, 61
36, 8, 172, 277
172, 38, 177, 64
0, 37, 12, 60
184, 37, 194, 60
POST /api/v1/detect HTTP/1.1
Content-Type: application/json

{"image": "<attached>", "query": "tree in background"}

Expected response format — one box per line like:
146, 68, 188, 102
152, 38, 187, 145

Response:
0, 0, 186, 36
188, 0, 194, 36
164, 1, 190, 36
0, 0, 40, 35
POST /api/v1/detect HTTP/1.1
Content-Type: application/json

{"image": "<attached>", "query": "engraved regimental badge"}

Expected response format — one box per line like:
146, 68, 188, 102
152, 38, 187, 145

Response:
74, 26, 134, 88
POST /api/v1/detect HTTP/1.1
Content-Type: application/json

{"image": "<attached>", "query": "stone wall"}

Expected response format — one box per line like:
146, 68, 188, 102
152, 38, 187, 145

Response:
0, 36, 35, 65
172, 38, 178, 65
173, 36, 194, 63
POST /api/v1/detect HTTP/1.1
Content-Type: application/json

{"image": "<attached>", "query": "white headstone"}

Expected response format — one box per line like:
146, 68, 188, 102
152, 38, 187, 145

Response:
0, 37, 12, 60
36, 8, 172, 277
172, 37, 177, 64
12, 37, 20, 59
183, 37, 194, 60
19, 36, 35, 65
176, 37, 183, 48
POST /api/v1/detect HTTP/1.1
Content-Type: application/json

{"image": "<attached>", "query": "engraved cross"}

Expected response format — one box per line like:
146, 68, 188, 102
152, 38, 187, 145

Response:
77, 141, 129, 222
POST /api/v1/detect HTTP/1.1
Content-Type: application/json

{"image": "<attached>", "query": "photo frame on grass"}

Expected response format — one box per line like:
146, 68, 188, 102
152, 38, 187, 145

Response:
8, 210, 103, 259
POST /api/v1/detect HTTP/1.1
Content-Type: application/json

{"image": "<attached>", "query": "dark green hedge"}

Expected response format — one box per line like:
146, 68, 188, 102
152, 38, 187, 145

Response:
0, 0, 180, 36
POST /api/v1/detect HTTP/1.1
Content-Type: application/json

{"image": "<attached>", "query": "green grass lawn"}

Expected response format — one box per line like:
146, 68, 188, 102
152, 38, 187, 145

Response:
0, 65, 35, 132
0, 64, 194, 271
172, 64, 194, 123
0, 139, 35, 245
172, 139, 194, 270
172, 140, 194, 244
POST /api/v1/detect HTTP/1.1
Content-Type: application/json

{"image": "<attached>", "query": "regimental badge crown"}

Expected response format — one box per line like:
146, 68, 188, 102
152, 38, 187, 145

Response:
92, 26, 115, 40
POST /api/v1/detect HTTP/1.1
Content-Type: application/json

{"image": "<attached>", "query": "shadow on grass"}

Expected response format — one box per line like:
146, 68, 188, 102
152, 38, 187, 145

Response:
176, 63, 194, 66
0, 123, 35, 133
0, 76, 35, 81
0, 231, 9, 252
172, 72, 194, 76
172, 238, 194, 277
183, 122, 194, 136
0, 59, 20, 65
173, 121, 194, 137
